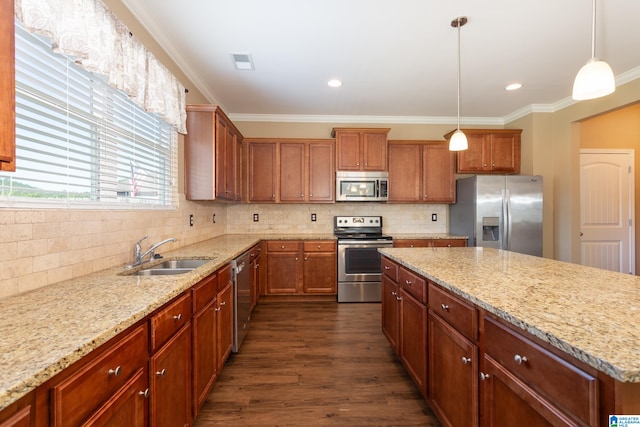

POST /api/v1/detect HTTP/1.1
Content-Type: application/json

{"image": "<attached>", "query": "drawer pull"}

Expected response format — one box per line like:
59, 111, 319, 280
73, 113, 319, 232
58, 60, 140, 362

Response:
441, 303, 449, 311
391, 291, 397, 296
215, 307, 221, 312
405, 280, 412, 286
317, 245, 321, 249
139, 388, 150, 398
396, 295, 402, 301
108, 366, 122, 377
480, 372, 490, 381
156, 369, 166, 377
173, 314, 182, 321
384, 265, 390, 270
514, 354, 528, 365
220, 301, 226, 306
281, 245, 285, 249
461, 356, 472, 365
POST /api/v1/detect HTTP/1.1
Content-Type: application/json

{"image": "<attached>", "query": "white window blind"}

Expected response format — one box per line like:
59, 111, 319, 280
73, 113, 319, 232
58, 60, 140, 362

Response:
0, 22, 177, 209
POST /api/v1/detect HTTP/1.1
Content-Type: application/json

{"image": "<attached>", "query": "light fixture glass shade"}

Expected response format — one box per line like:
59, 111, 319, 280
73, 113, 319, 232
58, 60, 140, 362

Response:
572, 58, 615, 100
449, 129, 468, 151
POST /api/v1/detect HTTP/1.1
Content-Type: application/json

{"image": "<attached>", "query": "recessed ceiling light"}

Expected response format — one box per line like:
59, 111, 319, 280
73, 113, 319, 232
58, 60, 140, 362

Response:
505, 83, 522, 91
328, 79, 342, 88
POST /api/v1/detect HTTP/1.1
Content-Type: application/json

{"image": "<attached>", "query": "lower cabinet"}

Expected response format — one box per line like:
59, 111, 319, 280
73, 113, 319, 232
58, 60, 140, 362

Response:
192, 273, 218, 414
264, 240, 337, 296
216, 278, 233, 372
0, 393, 33, 427
393, 238, 467, 248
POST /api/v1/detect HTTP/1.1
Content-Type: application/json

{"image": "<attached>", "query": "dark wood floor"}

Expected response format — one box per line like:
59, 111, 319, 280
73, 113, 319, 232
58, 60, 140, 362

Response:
192, 301, 442, 426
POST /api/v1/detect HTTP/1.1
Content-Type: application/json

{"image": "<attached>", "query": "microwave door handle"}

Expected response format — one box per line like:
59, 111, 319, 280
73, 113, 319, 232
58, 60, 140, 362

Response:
375, 180, 379, 197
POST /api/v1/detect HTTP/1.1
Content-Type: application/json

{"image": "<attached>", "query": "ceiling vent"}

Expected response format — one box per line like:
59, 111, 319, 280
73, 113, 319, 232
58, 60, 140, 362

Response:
231, 53, 254, 70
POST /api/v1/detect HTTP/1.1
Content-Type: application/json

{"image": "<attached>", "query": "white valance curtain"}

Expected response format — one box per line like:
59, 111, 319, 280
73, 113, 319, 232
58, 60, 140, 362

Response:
14, 0, 187, 134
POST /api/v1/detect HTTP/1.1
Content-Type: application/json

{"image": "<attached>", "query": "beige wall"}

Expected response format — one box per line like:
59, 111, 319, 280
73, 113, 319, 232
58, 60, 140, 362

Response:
579, 103, 640, 268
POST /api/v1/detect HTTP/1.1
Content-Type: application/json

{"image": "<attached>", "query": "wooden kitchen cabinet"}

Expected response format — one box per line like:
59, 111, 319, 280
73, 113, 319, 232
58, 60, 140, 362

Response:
247, 139, 335, 203
192, 273, 218, 415
444, 129, 521, 174
247, 141, 277, 202
0, 0, 15, 172
481, 316, 598, 426
184, 105, 243, 201
216, 265, 234, 372
388, 141, 456, 203
0, 393, 33, 427
393, 238, 467, 248
333, 128, 390, 171
149, 293, 192, 427
264, 240, 337, 295
249, 243, 261, 312
302, 241, 337, 294
50, 324, 149, 427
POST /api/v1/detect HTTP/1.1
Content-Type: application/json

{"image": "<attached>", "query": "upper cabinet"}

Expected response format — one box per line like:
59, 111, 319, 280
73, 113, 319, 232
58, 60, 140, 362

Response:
445, 129, 522, 174
246, 138, 335, 203
332, 128, 390, 171
0, 0, 15, 171
184, 105, 243, 201
388, 141, 456, 203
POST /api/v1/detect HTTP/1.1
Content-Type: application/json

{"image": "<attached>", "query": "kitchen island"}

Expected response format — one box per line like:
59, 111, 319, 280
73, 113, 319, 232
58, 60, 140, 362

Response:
380, 246, 640, 426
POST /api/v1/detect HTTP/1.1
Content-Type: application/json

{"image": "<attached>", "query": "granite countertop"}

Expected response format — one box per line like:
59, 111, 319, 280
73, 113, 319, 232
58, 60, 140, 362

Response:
0, 233, 335, 410
379, 247, 640, 383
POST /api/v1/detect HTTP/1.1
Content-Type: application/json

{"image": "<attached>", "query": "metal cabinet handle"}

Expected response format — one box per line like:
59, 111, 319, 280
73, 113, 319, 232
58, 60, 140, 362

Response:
317, 245, 321, 249
441, 303, 449, 311
108, 366, 122, 377
304, 257, 308, 261
156, 369, 166, 377
514, 354, 528, 365
480, 372, 490, 381
173, 314, 182, 321
396, 295, 402, 301
405, 280, 412, 285
461, 356, 472, 365
139, 388, 150, 398
220, 301, 226, 306
391, 291, 397, 296
384, 265, 390, 270
215, 307, 221, 312
281, 245, 285, 249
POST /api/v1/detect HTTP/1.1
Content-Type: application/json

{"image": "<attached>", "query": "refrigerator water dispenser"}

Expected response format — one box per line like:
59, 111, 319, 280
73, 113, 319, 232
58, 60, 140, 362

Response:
482, 217, 500, 241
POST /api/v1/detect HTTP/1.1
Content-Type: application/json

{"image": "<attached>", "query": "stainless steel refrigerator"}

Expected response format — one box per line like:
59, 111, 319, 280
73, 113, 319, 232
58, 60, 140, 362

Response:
449, 175, 543, 256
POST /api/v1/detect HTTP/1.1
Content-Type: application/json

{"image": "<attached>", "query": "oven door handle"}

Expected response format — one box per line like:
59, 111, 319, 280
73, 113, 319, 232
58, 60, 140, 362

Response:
338, 240, 394, 246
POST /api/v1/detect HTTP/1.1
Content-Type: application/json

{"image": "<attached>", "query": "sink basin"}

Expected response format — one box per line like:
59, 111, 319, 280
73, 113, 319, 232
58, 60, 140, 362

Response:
124, 258, 211, 276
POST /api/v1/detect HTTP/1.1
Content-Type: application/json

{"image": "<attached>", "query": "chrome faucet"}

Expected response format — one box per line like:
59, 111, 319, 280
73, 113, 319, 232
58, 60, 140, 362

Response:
132, 236, 177, 267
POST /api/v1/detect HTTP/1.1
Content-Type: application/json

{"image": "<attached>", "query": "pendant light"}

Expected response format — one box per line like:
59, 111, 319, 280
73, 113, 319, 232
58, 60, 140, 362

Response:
449, 16, 468, 151
572, 0, 615, 100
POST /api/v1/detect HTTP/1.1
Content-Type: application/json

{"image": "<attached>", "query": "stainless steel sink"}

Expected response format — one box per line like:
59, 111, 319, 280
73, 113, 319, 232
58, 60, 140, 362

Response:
123, 258, 211, 276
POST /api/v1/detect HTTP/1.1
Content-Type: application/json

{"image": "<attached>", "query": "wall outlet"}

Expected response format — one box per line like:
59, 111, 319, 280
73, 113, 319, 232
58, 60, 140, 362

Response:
431, 213, 437, 222
212, 213, 216, 224
311, 213, 317, 222
253, 213, 259, 222
189, 214, 194, 226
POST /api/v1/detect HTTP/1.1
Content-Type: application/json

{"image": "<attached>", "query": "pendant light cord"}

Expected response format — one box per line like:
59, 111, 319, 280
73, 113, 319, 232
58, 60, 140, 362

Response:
590, 0, 596, 59
456, 17, 462, 131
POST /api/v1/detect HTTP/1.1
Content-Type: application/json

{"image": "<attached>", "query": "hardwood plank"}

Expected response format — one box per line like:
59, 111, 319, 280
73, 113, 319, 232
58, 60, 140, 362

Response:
193, 302, 441, 426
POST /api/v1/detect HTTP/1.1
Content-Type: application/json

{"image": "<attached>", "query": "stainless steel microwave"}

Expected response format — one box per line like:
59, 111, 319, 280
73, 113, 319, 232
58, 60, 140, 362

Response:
336, 171, 389, 202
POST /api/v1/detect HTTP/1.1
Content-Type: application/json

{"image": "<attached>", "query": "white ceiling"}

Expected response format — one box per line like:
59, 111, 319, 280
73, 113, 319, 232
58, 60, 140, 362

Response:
121, 0, 640, 124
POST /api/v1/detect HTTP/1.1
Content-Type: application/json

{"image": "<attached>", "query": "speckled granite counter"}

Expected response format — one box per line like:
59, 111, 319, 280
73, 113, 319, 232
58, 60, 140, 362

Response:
379, 247, 640, 383
0, 233, 335, 410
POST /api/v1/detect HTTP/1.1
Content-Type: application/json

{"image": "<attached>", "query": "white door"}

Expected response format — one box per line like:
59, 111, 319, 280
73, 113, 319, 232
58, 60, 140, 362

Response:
580, 149, 635, 274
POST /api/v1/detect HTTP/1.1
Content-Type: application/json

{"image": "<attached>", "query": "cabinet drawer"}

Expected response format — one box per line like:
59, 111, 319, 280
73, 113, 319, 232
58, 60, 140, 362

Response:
394, 239, 430, 248
193, 273, 217, 314
398, 267, 426, 303
428, 283, 477, 340
150, 292, 192, 353
303, 241, 336, 252
249, 244, 261, 259
430, 239, 466, 247
217, 263, 232, 293
381, 257, 399, 282
50, 324, 148, 427
267, 241, 300, 252
484, 317, 598, 426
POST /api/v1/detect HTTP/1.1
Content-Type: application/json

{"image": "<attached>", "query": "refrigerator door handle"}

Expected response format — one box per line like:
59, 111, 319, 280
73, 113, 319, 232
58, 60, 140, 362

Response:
505, 189, 512, 250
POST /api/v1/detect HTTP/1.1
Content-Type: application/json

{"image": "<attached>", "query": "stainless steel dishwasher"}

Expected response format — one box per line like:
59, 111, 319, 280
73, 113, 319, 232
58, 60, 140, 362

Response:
231, 250, 251, 352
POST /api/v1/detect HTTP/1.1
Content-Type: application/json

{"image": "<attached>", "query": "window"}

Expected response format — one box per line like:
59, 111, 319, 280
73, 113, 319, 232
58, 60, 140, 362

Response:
0, 22, 177, 208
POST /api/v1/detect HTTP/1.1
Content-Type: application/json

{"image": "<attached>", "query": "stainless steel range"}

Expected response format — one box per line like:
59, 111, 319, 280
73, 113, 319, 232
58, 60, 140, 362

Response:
334, 216, 393, 302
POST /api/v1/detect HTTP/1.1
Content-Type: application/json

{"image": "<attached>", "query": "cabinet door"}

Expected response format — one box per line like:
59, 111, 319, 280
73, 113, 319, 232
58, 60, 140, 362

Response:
266, 251, 300, 294
150, 323, 192, 427
423, 144, 456, 203
428, 313, 478, 427
308, 141, 334, 201
83, 369, 148, 427
381, 276, 400, 352
457, 134, 490, 173
388, 144, 421, 202
335, 132, 362, 170
184, 110, 215, 200
193, 299, 217, 413
302, 251, 336, 293
490, 133, 520, 173
216, 283, 233, 371
0, 0, 15, 171
362, 132, 388, 171
248, 142, 277, 202
224, 126, 238, 200
481, 355, 577, 427
215, 114, 230, 199
399, 289, 427, 397
280, 142, 306, 202
235, 134, 243, 200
